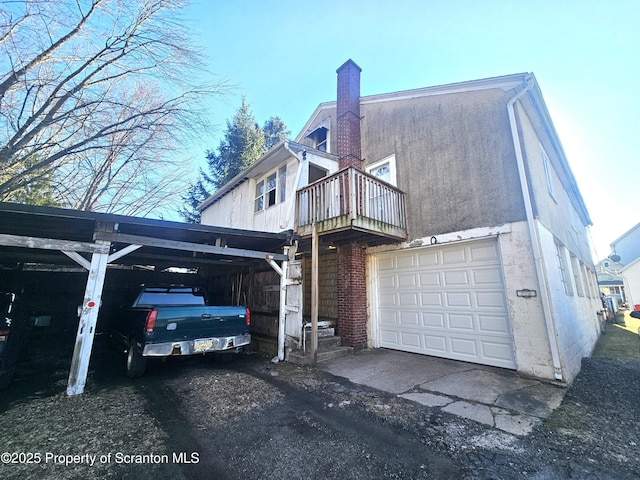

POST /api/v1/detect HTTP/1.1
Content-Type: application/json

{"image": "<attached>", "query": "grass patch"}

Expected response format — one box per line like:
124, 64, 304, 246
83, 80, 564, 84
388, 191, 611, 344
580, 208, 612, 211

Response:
593, 311, 640, 362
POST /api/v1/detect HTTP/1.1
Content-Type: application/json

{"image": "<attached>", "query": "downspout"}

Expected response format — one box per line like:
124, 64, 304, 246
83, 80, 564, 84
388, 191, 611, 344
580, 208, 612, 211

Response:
507, 76, 564, 381
281, 141, 305, 230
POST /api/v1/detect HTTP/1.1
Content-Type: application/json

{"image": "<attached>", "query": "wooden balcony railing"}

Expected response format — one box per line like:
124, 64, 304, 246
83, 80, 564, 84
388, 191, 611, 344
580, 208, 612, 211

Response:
295, 167, 407, 240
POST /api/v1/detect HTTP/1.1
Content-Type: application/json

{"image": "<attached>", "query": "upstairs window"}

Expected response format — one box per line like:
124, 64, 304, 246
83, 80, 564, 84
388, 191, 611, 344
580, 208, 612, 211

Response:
307, 126, 328, 152
255, 180, 265, 212
255, 164, 287, 213
278, 165, 287, 202
366, 155, 397, 186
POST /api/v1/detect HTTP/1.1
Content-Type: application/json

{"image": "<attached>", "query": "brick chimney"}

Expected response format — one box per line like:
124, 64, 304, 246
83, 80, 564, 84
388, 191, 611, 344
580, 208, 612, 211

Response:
335, 59, 367, 350
336, 59, 362, 169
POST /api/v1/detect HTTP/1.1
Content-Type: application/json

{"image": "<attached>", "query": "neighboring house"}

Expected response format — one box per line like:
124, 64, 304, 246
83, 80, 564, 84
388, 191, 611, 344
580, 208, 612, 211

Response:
199, 60, 601, 384
606, 223, 640, 309
595, 258, 625, 312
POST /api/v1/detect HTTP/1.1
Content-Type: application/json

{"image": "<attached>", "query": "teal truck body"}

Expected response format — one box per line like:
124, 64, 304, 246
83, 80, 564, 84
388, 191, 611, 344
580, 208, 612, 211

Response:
108, 285, 250, 377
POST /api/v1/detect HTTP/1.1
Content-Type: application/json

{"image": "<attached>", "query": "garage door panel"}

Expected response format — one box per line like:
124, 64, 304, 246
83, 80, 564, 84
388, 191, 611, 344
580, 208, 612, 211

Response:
422, 313, 445, 328
399, 292, 419, 306
376, 238, 516, 369
442, 248, 467, 265
443, 270, 469, 285
473, 268, 502, 285
476, 291, 506, 308
423, 335, 447, 352
417, 251, 439, 267
378, 292, 397, 306
398, 273, 417, 287
421, 292, 443, 306
478, 315, 509, 333
378, 257, 396, 270
397, 255, 415, 269
378, 275, 396, 288
449, 314, 474, 331
446, 292, 472, 307
419, 272, 440, 286
450, 337, 478, 357
470, 243, 499, 261
380, 329, 399, 345
399, 311, 419, 326
481, 341, 516, 365
379, 309, 398, 326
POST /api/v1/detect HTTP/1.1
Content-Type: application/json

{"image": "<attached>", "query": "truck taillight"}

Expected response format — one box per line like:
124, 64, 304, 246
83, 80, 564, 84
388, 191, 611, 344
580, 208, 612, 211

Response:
145, 310, 157, 333
245, 307, 250, 326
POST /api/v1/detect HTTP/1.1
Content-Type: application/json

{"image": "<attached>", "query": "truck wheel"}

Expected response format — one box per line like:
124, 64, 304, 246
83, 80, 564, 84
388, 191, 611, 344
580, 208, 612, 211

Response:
126, 340, 147, 378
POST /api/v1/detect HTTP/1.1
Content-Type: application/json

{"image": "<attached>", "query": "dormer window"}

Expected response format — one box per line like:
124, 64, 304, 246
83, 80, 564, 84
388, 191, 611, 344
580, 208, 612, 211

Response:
307, 126, 328, 152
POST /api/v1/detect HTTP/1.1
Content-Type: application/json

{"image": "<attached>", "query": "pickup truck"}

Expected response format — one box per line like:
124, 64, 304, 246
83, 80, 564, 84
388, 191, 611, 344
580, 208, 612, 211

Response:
107, 285, 251, 378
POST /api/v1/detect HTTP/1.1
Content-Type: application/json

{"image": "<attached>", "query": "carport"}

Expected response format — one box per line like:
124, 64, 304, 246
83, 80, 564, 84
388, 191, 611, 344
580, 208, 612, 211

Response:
0, 202, 297, 395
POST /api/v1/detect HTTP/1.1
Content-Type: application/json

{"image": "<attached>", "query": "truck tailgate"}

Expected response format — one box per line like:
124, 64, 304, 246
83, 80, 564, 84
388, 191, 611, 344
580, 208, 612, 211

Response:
149, 306, 248, 344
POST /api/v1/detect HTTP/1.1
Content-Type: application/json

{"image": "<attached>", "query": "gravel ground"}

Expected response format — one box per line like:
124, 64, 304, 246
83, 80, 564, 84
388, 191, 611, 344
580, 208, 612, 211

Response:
0, 328, 638, 479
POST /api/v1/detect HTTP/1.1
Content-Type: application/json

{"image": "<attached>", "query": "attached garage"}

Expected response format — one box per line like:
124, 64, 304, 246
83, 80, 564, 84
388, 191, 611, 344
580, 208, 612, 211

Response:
372, 237, 516, 369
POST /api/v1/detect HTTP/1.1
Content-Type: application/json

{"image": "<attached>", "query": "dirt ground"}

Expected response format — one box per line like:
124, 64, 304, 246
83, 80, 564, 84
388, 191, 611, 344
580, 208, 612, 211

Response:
0, 314, 639, 480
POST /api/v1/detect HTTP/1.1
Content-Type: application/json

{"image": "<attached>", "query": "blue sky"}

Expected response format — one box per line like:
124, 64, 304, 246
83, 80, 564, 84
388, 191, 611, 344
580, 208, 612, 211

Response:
183, 0, 639, 261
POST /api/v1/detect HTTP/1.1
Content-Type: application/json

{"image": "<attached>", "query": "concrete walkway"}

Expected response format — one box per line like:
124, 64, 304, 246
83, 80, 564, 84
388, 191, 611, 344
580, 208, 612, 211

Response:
320, 349, 566, 435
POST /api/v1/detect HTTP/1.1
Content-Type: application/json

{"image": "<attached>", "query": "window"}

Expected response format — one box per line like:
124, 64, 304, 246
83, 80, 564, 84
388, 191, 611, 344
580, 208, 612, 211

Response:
541, 144, 557, 202
307, 126, 328, 152
266, 172, 277, 207
366, 155, 397, 186
255, 164, 287, 213
278, 165, 287, 202
570, 255, 585, 297
555, 241, 573, 296
255, 180, 265, 212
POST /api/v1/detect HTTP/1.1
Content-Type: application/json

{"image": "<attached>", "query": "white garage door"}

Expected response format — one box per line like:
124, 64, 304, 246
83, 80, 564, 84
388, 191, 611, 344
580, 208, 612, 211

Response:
374, 238, 516, 369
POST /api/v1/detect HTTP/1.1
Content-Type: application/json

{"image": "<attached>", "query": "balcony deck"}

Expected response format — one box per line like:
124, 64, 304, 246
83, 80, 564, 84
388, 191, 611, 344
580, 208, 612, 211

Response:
295, 167, 407, 242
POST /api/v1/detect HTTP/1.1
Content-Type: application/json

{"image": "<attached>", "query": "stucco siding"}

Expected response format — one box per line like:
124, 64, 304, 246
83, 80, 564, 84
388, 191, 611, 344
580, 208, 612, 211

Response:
497, 221, 555, 379
360, 89, 526, 240
516, 104, 593, 266
537, 222, 601, 382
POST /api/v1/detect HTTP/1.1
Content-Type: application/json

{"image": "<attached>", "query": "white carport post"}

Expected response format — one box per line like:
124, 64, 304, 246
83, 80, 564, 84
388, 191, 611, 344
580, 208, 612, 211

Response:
66, 240, 110, 396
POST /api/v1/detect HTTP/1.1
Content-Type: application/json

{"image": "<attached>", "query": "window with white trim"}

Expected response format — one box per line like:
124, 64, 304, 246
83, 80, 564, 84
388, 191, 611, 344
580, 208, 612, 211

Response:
366, 155, 397, 186
255, 164, 287, 213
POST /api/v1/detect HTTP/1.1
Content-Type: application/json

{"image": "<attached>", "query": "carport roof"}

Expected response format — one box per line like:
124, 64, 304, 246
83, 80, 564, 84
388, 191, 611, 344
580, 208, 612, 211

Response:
0, 202, 294, 269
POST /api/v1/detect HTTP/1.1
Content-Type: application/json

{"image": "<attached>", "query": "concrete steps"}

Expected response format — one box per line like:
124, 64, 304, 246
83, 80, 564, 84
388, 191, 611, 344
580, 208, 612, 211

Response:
287, 334, 353, 365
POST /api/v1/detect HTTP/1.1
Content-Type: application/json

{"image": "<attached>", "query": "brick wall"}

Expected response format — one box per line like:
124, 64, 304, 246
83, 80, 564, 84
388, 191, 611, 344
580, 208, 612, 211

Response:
336, 242, 367, 349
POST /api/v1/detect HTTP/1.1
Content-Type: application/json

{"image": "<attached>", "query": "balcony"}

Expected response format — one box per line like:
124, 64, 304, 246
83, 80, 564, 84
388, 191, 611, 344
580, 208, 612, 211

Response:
295, 167, 407, 241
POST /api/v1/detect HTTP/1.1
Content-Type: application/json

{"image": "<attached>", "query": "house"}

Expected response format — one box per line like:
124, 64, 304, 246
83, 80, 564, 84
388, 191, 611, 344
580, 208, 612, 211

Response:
595, 257, 626, 310
199, 60, 602, 384
606, 223, 640, 309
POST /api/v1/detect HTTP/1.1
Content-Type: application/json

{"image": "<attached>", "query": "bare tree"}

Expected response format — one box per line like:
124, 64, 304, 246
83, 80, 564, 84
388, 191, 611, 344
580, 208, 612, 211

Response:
0, 0, 220, 216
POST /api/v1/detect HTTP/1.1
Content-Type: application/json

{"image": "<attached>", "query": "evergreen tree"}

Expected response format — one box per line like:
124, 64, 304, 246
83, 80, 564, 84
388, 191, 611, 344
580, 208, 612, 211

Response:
180, 98, 289, 223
